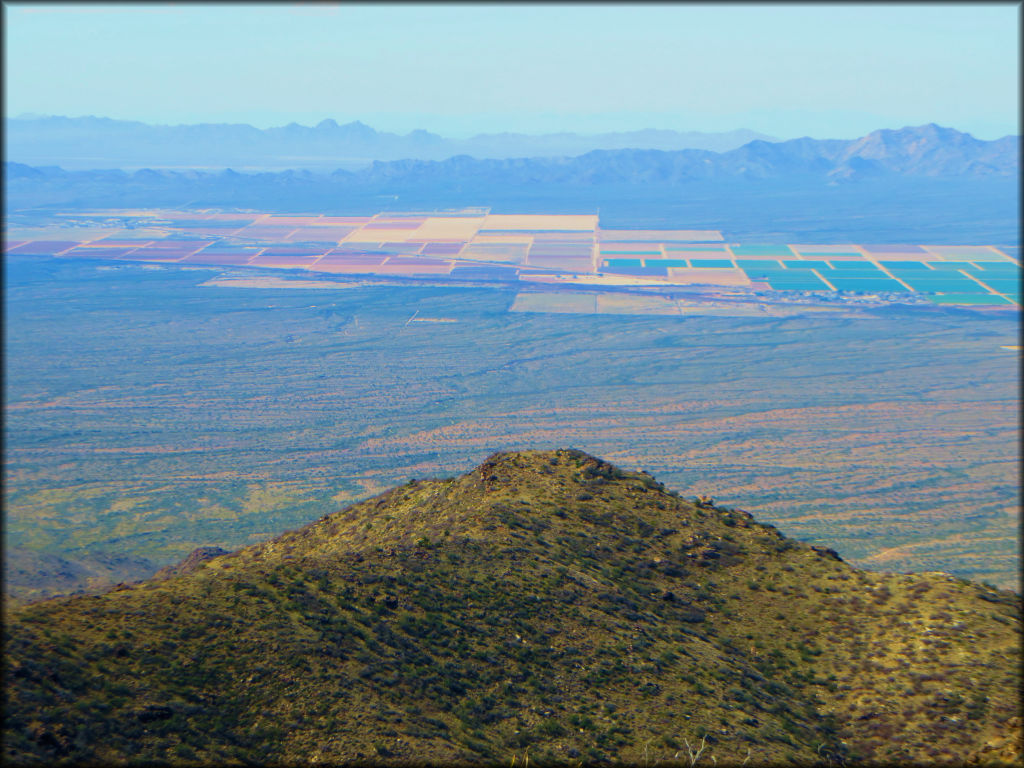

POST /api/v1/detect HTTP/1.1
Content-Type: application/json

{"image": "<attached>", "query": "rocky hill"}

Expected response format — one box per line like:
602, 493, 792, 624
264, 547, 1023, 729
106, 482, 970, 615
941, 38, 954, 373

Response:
4, 450, 1020, 765
350, 125, 1017, 184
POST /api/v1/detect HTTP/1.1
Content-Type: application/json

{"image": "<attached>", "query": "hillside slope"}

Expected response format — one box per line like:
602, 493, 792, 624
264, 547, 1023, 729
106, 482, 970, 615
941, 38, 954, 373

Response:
4, 450, 1020, 765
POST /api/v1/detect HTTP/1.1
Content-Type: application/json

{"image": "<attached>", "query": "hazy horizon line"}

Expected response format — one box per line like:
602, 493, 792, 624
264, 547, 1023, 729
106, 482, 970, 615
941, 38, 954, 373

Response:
8, 113, 1022, 144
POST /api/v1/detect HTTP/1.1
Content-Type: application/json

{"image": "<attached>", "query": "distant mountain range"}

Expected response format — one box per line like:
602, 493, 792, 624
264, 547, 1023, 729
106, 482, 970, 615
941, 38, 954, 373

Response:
6, 124, 1018, 244
5, 114, 777, 170
6, 124, 1015, 187
352, 124, 1018, 183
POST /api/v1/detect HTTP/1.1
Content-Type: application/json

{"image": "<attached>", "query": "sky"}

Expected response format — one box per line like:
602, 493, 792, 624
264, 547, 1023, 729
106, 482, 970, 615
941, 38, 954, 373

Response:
3, 2, 1020, 140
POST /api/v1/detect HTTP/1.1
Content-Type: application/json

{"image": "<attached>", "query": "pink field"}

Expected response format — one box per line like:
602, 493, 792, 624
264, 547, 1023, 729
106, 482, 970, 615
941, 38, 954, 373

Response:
316, 255, 389, 266
285, 227, 356, 242
81, 239, 153, 248
127, 247, 203, 257
234, 226, 299, 239
181, 252, 261, 265
118, 253, 188, 262
161, 239, 213, 248
340, 242, 383, 250
386, 256, 452, 267
183, 228, 252, 237
10, 241, 83, 255
309, 263, 388, 274
248, 254, 322, 267
62, 247, 140, 258
131, 248, 201, 257
254, 246, 330, 256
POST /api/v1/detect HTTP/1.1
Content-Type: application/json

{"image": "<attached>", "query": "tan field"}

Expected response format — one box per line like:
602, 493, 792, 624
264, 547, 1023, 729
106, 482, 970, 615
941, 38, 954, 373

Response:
413, 216, 486, 240
469, 234, 536, 244
302, 263, 385, 274
481, 214, 597, 231
666, 267, 753, 286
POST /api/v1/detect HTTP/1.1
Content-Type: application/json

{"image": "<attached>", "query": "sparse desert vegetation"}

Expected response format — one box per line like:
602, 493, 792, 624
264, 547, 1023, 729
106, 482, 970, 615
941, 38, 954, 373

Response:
4, 450, 1020, 765
5, 256, 1019, 601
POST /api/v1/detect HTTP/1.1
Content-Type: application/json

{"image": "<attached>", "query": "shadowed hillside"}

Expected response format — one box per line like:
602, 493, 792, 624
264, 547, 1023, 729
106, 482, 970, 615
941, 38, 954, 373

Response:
4, 450, 1020, 765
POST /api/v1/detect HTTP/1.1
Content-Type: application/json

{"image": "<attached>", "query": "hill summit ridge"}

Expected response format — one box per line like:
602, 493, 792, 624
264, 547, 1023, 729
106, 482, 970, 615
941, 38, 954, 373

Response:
226, 449, 762, 569
5, 449, 1020, 766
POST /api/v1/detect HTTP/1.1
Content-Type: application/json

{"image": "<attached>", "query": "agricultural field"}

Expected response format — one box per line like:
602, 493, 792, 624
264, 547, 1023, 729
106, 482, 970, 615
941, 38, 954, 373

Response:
5, 208, 1019, 307
3, 245, 1019, 600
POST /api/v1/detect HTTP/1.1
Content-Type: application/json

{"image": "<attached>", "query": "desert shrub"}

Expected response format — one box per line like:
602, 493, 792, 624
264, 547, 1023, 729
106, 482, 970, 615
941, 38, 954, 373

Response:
539, 718, 566, 737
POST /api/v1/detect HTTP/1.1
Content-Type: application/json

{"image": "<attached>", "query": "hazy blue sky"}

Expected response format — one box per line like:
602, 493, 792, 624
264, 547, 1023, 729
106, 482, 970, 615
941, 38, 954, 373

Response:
4, 2, 1019, 139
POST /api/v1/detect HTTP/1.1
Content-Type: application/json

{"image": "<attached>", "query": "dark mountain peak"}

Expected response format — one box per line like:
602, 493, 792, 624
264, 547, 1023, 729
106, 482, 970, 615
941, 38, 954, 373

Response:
475, 446, 599, 472
231, 448, 759, 574
4, 448, 1020, 765
315, 118, 340, 130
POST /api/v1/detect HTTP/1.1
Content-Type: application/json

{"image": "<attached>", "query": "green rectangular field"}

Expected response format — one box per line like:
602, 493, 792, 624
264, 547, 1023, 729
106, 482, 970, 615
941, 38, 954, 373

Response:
880, 261, 932, 271
736, 259, 784, 271
790, 257, 864, 264
925, 294, 1014, 305
782, 260, 832, 270
688, 259, 735, 268
975, 278, 1021, 293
